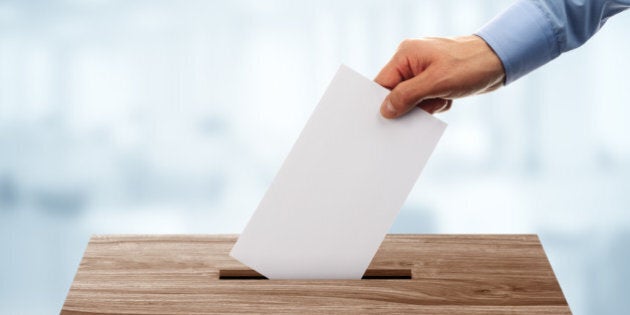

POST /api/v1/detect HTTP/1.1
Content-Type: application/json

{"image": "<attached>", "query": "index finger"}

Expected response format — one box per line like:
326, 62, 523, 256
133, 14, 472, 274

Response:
374, 57, 404, 89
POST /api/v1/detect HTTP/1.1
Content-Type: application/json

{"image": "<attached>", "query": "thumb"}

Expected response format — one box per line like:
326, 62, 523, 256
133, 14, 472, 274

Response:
380, 71, 441, 119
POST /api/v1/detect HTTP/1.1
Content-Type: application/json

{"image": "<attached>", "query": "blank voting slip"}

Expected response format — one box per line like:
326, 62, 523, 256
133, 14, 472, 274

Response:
230, 65, 446, 279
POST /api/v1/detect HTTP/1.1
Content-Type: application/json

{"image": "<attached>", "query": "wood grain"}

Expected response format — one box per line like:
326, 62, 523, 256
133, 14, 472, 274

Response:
61, 234, 571, 314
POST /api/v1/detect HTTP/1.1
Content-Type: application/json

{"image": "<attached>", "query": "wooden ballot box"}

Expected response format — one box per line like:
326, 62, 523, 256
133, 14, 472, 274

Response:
61, 234, 571, 314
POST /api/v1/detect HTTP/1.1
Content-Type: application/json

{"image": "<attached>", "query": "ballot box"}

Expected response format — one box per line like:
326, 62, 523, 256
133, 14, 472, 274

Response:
61, 234, 570, 314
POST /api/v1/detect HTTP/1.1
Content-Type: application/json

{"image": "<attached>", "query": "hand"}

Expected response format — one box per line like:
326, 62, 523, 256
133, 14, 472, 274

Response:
375, 35, 505, 118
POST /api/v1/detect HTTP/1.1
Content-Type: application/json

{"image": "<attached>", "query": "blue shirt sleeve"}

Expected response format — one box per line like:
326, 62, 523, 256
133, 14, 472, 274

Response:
475, 0, 630, 84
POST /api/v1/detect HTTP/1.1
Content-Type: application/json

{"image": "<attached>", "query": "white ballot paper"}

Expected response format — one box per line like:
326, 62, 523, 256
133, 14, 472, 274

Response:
230, 65, 446, 279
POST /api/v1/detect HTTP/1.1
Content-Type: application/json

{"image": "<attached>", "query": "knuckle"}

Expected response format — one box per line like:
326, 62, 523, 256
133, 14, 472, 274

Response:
397, 38, 412, 49
398, 38, 420, 51
393, 51, 408, 66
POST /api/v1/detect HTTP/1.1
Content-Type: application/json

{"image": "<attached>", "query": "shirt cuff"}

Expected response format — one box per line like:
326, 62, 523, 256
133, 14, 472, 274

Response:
475, 0, 559, 85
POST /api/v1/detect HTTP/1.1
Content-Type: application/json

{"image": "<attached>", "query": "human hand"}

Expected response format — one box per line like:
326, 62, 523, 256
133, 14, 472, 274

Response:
375, 35, 505, 118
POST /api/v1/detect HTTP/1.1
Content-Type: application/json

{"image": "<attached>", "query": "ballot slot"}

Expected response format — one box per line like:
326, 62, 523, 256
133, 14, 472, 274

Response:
219, 269, 412, 280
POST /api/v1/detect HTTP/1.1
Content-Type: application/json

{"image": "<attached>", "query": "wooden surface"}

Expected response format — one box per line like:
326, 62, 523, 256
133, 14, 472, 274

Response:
61, 234, 571, 314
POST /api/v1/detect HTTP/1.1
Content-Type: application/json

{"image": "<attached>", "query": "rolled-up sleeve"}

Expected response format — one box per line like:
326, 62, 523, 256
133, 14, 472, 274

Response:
476, 0, 630, 85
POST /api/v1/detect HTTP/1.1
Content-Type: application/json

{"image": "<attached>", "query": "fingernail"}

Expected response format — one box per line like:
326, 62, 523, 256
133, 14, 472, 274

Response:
382, 99, 396, 117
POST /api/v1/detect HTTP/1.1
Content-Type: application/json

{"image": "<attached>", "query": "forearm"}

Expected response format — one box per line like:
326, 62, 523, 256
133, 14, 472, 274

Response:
476, 0, 630, 84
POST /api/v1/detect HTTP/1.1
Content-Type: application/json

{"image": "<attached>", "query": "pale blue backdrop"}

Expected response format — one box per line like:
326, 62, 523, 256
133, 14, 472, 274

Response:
1, 1, 629, 314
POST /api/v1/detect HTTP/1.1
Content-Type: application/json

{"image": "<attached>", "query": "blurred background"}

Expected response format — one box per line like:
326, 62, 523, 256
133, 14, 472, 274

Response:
1, 0, 629, 313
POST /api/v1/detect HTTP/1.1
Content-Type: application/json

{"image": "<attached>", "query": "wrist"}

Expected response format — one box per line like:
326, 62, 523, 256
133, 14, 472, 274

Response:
455, 35, 506, 89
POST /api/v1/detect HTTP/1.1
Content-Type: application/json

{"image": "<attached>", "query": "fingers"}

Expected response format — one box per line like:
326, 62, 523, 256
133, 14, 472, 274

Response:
381, 97, 451, 117
418, 98, 452, 114
374, 56, 404, 89
380, 72, 443, 118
